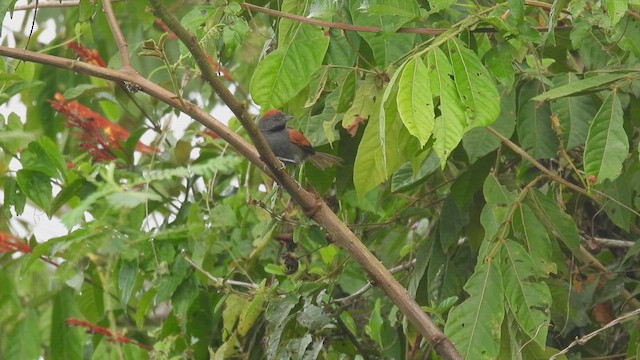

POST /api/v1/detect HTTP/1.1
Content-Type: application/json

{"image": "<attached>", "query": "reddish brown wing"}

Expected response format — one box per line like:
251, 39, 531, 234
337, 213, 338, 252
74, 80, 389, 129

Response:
288, 129, 314, 153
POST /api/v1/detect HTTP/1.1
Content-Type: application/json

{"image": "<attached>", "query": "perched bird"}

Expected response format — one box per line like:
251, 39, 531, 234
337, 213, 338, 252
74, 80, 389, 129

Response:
258, 110, 342, 170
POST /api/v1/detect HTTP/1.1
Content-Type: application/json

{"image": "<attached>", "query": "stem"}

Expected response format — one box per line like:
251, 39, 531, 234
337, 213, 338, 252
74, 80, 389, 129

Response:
148, 1, 463, 358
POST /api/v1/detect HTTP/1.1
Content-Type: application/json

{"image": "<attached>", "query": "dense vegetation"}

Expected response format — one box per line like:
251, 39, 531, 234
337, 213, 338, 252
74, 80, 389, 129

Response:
1, 0, 640, 359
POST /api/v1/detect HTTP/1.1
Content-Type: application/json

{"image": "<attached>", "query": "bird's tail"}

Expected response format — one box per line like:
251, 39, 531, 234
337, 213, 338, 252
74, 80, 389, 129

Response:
309, 152, 343, 170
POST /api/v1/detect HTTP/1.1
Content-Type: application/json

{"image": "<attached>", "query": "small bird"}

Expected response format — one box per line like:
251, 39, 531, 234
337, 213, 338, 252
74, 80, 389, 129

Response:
258, 109, 342, 170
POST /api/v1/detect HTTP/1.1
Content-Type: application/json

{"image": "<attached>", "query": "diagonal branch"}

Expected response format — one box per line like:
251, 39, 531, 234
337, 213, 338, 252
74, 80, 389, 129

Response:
550, 306, 640, 359
102, 0, 131, 70
148, 1, 462, 359
0, 46, 265, 171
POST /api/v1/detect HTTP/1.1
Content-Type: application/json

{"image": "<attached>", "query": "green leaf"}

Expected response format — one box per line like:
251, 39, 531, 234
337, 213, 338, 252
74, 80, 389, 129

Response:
427, 47, 466, 165
618, 19, 640, 59
23, 137, 68, 181
390, 151, 440, 192
350, 0, 418, 66
354, 86, 418, 197
337, 70, 357, 113
3, 177, 26, 216
117, 261, 138, 310
531, 73, 630, 101
297, 298, 332, 331
237, 287, 266, 336
483, 43, 515, 88
542, 0, 568, 45
550, 74, 598, 150
0, 0, 18, 37
512, 205, 557, 275
447, 39, 500, 128
77, 279, 104, 323
500, 240, 551, 346
598, 177, 633, 231
397, 57, 434, 147
584, 91, 628, 184
463, 90, 516, 163
250, 25, 329, 108
342, 75, 378, 128
106, 190, 162, 209
5, 308, 40, 360
480, 175, 517, 242
0, 79, 44, 105
445, 260, 504, 360
62, 84, 111, 100
526, 189, 580, 253
604, 0, 628, 26
16, 169, 52, 213
517, 81, 559, 159
365, 298, 384, 348
50, 289, 84, 360
266, 295, 300, 357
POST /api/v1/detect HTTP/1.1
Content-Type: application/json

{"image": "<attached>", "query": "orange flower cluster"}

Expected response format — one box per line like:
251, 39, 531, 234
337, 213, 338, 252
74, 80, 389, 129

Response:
66, 42, 107, 67
65, 318, 152, 350
49, 93, 158, 162
0, 233, 31, 253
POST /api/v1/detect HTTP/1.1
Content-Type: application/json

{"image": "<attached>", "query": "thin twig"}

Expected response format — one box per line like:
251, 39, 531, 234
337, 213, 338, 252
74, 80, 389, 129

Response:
183, 253, 259, 290
550, 307, 640, 359
589, 237, 635, 249
102, 0, 131, 70
240, 2, 571, 35
13, 0, 123, 11
334, 259, 417, 303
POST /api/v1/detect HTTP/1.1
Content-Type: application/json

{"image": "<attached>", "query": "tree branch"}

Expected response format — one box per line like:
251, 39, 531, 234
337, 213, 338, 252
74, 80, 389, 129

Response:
102, 0, 131, 70
487, 126, 640, 310
12, 0, 124, 11
550, 306, 640, 359
148, 1, 462, 358
240, 2, 571, 35
0, 46, 266, 172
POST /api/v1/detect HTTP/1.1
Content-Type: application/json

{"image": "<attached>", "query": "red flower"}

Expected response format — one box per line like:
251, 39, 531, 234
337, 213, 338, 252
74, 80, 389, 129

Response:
49, 93, 158, 162
65, 318, 152, 350
66, 42, 106, 67
0, 233, 32, 253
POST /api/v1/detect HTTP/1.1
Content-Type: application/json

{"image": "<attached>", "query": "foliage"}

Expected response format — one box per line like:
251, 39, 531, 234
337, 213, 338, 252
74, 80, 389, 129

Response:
2, 0, 640, 359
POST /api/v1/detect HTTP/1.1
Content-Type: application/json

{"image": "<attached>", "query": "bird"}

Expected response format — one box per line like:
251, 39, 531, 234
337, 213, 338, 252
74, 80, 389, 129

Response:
258, 109, 342, 170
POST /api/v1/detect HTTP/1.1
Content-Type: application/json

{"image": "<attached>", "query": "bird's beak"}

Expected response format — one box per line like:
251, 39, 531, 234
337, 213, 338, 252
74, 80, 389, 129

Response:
283, 115, 294, 122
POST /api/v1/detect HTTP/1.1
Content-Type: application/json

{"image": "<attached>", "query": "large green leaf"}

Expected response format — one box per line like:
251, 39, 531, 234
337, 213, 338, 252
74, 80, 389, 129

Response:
16, 169, 52, 213
550, 74, 598, 150
427, 47, 466, 165
349, 0, 418, 66
517, 81, 558, 159
250, 24, 329, 108
526, 190, 580, 253
447, 39, 500, 128
511, 204, 557, 275
598, 177, 633, 231
480, 175, 518, 243
463, 90, 516, 163
50, 289, 84, 360
604, 0, 628, 26
584, 90, 628, 184
342, 75, 378, 128
532, 73, 630, 101
354, 85, 418, 196
5, 308, 40, 360
500, 240, 551, 347
483, 42, 515, 89
397, 57, 434, 147
445, 259, 504, 360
